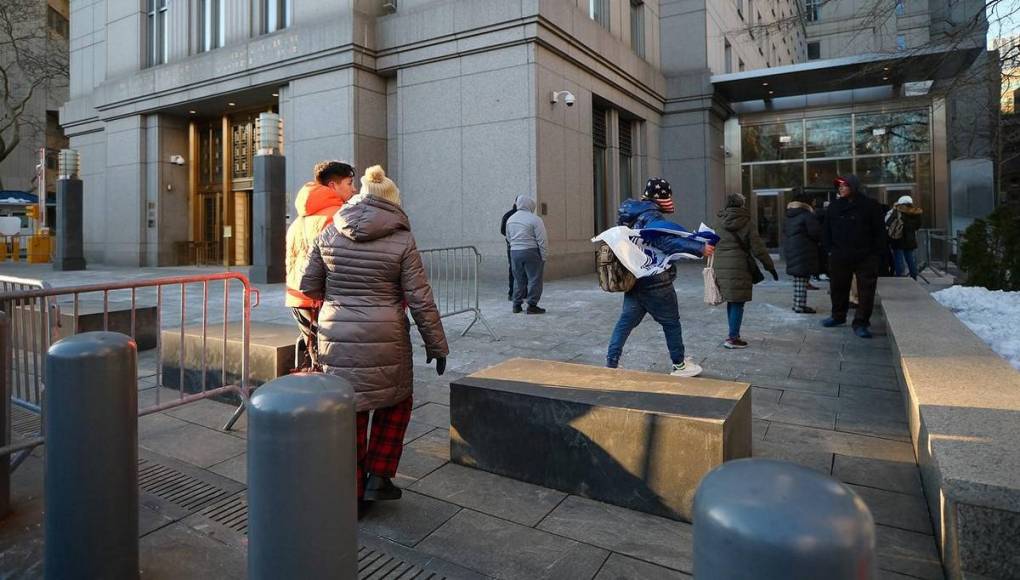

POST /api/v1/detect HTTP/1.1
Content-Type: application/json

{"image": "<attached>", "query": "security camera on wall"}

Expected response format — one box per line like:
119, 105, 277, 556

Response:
551, 90, 576, 107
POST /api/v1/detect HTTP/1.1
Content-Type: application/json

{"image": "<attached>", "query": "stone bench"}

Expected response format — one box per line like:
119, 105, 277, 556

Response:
450, 358, 752, 522
14, 301, 158, 351
879, 278, 1020, 579
160, 322, 296, 395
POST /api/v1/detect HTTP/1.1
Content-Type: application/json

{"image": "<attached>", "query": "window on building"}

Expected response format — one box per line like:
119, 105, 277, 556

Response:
630, 1, 645, 58
739, 58, 745, 71
146, 0, 168, 67
619, 120, 634, 202
589, 0, 610, 29
896, 34, 906, 50
593, 107, 609, 234
807, 41, 820, 60
724, 40, 733, 73
895, 0, 905, 16
200, 0, 225, 52
805, 0, 820, 22
263, 0, 291, 34
47, 7, 69, 38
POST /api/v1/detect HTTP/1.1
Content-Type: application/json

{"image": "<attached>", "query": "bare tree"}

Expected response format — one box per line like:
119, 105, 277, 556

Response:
0, 0, 68, 190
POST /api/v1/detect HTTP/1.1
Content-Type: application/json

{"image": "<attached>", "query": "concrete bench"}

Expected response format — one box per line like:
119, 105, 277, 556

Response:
450, 358, 751, 522
15, 301, 158, 350
160, 322, 295, 394
879, 279, 1020, 579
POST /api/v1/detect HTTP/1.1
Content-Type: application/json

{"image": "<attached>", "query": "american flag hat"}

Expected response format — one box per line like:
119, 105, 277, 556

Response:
642, 178, 675, 213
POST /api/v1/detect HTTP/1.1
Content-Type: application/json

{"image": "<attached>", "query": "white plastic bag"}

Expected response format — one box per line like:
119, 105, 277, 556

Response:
703, 255, 724, 306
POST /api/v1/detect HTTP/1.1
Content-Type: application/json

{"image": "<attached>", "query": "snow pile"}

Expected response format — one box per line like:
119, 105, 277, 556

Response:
933, 286, 1020, 371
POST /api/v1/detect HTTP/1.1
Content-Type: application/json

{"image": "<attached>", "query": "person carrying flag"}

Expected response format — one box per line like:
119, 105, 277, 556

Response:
605, 178, 715, 377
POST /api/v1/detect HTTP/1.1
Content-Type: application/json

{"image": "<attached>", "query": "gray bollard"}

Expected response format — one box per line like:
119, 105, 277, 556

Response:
248, 372, 357, 580
44, 332, 138, 580
694, 458, 876, 580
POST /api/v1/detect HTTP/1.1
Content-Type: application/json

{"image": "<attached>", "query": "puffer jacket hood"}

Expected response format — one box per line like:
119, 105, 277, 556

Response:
515, 195, 537, 213
335, 195, 409, 243
895, 204, 923, 215
717, 206, 752, 232
294, 182, 348, 217
786, 201, 814, 216
618, 199, 660, 227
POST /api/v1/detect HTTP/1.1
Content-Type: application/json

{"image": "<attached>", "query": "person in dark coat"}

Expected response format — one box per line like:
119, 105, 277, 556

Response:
712, 193, 777, 349
888, 195, 923, 279
499, 201, 517, 300
822, 175, 886, 338
300, 165, 448, 509
783, 189, 822, 314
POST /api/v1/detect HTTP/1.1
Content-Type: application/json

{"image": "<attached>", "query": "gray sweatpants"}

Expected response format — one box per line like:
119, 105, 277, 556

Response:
511, 248, 544, 307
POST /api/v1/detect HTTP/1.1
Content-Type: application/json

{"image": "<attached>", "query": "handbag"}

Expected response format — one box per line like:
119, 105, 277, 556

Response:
734, 233, 765, 284
703, 255, 724, 305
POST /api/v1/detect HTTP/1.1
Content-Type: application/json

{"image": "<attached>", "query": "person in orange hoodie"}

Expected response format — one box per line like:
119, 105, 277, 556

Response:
285, 160, 356, 367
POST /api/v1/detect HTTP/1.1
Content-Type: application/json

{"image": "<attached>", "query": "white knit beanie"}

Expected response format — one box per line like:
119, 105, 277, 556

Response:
360, 165, 401, 206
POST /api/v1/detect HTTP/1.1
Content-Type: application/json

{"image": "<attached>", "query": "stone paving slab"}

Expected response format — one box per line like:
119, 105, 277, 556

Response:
537, 496, 694, 574
359, 489, 460, 546
594, 553, 692, 579
138, 413, 246, 469
832, 454, 925, 498
848, 484, 932, 534
416, 509, 609, 580
410, 463, 566, 527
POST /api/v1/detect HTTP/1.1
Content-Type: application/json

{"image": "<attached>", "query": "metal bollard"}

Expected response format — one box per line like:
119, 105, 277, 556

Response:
44, 332, 138, 580
248, 372, 357, 580
694, 458, 876, 580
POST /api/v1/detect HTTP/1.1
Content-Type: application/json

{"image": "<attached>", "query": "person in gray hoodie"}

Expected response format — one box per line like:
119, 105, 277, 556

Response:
505, 195, 548, 314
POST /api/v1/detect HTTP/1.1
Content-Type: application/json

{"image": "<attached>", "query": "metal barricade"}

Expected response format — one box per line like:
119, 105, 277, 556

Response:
0, 272, 259, 464
419, 246, 498, 340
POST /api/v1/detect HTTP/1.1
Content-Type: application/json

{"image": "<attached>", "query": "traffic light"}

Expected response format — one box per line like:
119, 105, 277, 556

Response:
25, 205, 38, 220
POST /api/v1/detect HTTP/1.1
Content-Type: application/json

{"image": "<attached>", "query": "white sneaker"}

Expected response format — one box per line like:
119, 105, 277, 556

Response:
670, 358, 703, 378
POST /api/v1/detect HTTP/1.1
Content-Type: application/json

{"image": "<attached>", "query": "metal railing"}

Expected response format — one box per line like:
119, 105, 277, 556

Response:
917, 228, 961, 279
419, 245, 498, 340
0, 272, 259, 463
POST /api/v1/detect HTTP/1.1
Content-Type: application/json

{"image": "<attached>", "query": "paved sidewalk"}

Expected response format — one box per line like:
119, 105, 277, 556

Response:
0, 262, 943, 579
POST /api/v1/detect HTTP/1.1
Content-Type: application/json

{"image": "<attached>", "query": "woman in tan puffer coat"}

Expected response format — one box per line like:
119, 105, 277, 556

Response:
300, 165, 448, 507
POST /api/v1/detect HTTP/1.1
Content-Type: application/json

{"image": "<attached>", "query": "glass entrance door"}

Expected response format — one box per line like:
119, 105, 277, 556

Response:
753, 189, 787, 249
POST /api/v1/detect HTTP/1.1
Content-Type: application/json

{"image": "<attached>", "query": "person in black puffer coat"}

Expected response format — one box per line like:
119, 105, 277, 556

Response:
822, 175, 886, 338
783, 189, 822, 314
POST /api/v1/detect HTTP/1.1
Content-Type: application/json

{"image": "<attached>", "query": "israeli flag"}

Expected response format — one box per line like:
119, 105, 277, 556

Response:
593, 223, 719, 279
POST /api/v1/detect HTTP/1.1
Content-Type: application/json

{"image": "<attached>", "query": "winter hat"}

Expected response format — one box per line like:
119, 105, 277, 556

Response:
642, 178, 675, 213
896, 195, 914, 206
726, 192, 746, 208
360, 165, 401, 206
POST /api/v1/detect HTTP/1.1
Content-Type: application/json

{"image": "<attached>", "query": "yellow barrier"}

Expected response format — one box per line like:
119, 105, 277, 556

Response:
26, 233, 51, 264
1, 237, 20, 261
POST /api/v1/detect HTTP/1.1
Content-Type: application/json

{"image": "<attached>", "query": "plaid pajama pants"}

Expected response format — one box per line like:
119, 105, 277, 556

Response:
356, 396, 413, 499
793, 276, 809, 309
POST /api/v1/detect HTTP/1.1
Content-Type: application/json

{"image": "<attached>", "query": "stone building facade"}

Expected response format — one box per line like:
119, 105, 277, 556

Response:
61, 0, 988, 274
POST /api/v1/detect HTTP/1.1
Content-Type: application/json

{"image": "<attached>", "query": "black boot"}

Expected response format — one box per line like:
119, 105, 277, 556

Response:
363, 475, 402, 501
526, 305, 546, 315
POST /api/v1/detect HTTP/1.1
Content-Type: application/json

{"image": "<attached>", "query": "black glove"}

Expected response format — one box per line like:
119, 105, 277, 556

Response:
427, 355, 446, 376
769, 269, 779, 281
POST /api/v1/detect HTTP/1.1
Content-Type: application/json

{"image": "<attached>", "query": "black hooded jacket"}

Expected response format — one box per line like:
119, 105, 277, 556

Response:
823, 175, 886, 263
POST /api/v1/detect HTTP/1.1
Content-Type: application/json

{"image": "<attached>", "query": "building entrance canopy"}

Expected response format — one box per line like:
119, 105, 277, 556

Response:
711, 46, 983, 103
